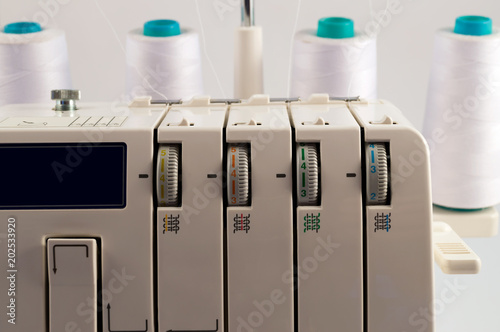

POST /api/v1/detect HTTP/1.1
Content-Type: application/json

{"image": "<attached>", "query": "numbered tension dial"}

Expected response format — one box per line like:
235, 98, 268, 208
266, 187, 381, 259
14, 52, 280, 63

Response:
296, 143, 320, 206
157, 144, 181, 207
365, 143, 389, 205
227, 144, 251, 206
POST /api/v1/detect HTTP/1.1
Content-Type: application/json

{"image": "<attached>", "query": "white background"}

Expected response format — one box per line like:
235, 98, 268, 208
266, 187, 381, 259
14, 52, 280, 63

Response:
1, 0, 500, 331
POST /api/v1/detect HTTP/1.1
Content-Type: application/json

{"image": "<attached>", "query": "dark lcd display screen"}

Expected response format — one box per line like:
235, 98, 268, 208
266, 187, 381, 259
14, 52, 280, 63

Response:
0, 143, 127, 209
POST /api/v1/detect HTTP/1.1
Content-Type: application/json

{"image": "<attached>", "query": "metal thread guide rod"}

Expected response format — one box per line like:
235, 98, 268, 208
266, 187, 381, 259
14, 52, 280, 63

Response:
234, 0, 263, 99
241, 0, 254, 26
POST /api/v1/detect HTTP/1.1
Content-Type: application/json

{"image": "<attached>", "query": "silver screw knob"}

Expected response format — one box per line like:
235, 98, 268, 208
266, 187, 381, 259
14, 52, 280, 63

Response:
51, 89, 81, 111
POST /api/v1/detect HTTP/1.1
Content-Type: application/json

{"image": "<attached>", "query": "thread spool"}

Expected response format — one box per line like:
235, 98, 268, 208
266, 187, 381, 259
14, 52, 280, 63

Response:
0, 22, 72, 106
423, 16, 500, 210
126, 19, 204, 101
290, 17, 377, 99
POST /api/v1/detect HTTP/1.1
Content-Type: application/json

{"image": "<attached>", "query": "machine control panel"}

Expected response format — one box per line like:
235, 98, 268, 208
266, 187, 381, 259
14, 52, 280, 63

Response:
0, 94, 435, 332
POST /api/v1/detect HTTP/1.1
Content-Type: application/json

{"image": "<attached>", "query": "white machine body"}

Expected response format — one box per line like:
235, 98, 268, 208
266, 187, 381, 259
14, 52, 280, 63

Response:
0, 95, 437, 332
225, 96, 294, 332
350, 100, 434, 332
290, 98, 364, 332
0, 101, 165, 332
156, 97, 226, 332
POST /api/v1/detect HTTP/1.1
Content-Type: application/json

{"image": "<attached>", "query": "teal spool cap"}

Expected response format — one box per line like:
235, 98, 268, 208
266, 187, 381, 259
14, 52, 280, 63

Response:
454, 16, 492, 36
434, 204, 486, 213
317, 17, 354, 39
143, 19, 181, 37
4, 22, 42, 34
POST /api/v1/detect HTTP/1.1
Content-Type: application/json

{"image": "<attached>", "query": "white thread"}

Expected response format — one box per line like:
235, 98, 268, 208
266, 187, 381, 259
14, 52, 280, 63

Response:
290, 29, 377, 99
423, 28, 500, 209
0, 29, 72, 106
126, 28, 204, 101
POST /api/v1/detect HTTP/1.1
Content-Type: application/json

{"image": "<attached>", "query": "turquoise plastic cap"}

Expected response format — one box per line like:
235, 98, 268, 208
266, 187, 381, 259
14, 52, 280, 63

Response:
143, 19, 180, 37
434, 204, 487, 212
317, 17, 354, 39
454, 16, 492, 36
4, 22, 42, 34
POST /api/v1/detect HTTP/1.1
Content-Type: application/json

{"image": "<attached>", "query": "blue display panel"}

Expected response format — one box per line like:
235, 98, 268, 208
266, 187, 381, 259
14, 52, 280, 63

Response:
0, 143, 127, 209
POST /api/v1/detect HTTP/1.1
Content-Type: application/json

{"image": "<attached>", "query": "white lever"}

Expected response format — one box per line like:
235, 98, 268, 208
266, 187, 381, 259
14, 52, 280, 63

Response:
433, 221, 481, 274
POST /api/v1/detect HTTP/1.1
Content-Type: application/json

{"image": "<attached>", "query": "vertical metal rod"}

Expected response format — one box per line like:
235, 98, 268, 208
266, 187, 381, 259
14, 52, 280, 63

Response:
241, 0, 254, 26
